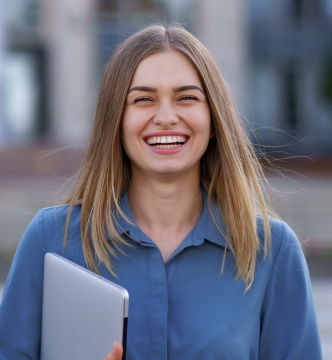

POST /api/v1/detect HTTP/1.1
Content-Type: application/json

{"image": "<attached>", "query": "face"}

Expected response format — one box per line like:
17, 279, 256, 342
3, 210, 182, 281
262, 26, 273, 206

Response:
121, 50, 212, 179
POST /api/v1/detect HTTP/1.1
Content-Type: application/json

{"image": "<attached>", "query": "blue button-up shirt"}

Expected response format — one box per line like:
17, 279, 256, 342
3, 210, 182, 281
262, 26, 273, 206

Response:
0, 189, 322, 359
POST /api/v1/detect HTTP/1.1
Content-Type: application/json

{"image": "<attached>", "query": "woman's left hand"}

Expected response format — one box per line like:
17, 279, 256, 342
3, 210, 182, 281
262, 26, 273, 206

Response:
104, 341, 123, 360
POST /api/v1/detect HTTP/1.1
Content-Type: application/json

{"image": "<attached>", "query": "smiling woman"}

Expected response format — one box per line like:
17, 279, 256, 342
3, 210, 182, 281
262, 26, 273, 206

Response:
0, 24, 322, 360
121, 50, 213, 262
121, 50, 212, 183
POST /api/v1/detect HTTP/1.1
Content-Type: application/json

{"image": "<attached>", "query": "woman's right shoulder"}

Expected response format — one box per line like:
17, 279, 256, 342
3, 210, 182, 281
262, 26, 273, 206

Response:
20, 204, 82, 253
36, 203, 82, 227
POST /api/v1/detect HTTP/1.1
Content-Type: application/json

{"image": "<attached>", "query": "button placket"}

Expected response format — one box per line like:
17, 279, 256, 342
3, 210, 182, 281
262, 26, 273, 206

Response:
146, 246, 169, 360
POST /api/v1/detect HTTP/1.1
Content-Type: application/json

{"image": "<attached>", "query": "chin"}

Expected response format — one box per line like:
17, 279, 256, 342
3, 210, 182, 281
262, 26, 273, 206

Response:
151, 164, 198, 178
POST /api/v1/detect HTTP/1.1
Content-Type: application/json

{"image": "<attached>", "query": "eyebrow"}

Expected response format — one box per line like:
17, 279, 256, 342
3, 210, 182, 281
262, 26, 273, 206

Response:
173, 85, 205, 94
127, 85, 205, 95
127, 86, 157, 94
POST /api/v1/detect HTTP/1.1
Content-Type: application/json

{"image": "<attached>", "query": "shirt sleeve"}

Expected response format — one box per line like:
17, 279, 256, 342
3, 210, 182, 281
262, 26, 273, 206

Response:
259, 222, 322, 359
0, 210, 48, 360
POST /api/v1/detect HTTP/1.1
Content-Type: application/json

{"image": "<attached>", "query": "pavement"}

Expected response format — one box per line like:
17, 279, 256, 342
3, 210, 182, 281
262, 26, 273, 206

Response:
0, 144, 332, 357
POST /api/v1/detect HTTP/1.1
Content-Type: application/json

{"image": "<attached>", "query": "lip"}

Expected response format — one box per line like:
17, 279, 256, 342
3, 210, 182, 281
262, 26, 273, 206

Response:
143, 131, 189, 140
147, 142, 188, 154
143, 131, 189, 155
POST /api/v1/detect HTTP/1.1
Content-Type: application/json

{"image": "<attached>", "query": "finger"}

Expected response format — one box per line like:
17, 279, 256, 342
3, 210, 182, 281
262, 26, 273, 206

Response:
104, 341, 123, 360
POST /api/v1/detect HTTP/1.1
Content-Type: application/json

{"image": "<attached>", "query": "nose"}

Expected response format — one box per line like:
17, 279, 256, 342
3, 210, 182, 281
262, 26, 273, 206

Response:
152, 101, 179, 128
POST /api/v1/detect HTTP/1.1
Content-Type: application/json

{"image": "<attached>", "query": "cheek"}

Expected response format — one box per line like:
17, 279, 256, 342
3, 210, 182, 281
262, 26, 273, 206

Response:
121, 115, 133, 157
193, 116, 212, 156
122, 108, 145, 137
192, 110, 212, 140
121, 109, 135, 141
121, 113, 144, 161
121, 126, 134, 159
186, 103, 210, 126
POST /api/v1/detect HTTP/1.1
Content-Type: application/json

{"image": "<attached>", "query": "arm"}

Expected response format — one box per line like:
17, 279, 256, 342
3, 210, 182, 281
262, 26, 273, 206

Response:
259, 222, 322, 359
0, 210, 47, 360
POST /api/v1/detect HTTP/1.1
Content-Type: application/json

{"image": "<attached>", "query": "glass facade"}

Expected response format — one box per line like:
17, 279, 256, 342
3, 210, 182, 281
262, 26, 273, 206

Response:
97, 0, 200, 70
249, 0, 332, 154
2, 0, 44, 144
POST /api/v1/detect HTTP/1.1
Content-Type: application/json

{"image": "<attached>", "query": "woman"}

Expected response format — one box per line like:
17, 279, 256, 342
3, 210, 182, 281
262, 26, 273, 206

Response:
0, 25, 322, 359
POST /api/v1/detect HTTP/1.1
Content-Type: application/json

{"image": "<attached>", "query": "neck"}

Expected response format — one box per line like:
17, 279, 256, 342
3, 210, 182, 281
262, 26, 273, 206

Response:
127, 166, 203, 260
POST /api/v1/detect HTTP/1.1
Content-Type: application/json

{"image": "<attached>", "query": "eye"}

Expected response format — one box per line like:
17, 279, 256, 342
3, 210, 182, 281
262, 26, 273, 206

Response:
134, 96, 153, 103
178, 95, 198, 101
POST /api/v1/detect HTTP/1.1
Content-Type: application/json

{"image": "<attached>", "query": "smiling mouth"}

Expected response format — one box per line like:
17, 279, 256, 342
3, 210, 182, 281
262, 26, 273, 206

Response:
145, 135, 188, 148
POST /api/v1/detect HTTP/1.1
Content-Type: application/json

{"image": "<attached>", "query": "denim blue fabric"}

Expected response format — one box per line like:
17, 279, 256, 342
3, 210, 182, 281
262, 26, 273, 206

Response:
0, 189, 322, 359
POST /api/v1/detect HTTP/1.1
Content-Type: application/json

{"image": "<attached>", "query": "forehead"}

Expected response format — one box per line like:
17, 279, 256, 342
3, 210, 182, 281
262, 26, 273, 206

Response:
130, 50, 203, 87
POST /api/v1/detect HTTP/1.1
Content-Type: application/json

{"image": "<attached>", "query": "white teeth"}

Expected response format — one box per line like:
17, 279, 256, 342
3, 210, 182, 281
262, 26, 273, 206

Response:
153, 144, 181, 148
145, 135, 188, 146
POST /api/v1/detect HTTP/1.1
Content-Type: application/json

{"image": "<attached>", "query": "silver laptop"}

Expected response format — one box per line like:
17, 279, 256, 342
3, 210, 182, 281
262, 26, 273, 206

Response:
41, 253, 129, 360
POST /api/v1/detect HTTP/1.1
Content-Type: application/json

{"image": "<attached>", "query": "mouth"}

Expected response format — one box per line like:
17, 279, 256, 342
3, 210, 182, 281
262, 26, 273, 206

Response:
144, 135, 188, 149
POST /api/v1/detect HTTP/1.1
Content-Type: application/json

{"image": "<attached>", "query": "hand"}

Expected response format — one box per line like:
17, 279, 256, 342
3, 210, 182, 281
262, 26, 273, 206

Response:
104, 341, 123, 360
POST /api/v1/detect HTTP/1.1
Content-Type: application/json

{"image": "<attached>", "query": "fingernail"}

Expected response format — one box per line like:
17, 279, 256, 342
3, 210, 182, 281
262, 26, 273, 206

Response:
111, 341, 116, 354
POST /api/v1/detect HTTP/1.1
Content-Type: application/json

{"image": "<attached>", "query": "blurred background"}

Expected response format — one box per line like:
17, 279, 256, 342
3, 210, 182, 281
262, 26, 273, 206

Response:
0, 0, 332, 357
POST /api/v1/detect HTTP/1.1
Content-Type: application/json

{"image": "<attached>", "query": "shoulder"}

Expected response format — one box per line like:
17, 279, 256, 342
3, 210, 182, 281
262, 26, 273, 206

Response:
5, 205, 82, 286
255, 216, 309, 285
35, 204, 81, 231
37, 203, 81, 223
256, 216, 311, 292
257, 215, 301, 258
20, 204, 82, 253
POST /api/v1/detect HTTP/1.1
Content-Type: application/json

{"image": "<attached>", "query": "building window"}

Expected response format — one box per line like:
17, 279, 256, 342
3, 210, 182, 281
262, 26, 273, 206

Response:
284, 66, 299, 130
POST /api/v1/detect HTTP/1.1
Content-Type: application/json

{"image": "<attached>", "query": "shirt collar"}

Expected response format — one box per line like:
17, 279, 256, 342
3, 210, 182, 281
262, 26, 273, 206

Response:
112, 186, 229, 249
197, 187, 228, 249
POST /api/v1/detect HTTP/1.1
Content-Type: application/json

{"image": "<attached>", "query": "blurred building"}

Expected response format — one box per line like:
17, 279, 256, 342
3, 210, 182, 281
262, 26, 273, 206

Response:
0, 0, 96, 145
0, 0, 332, 153
0, 0, 46, 145
249, 0, 332, 155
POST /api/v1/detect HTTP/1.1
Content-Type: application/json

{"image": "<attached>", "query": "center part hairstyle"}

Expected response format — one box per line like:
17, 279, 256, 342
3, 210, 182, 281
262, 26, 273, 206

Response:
64, 24, 273, 290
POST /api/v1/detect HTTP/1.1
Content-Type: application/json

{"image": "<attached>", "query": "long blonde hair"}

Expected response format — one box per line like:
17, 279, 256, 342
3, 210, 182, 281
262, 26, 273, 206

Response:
64, 24, 273, 289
